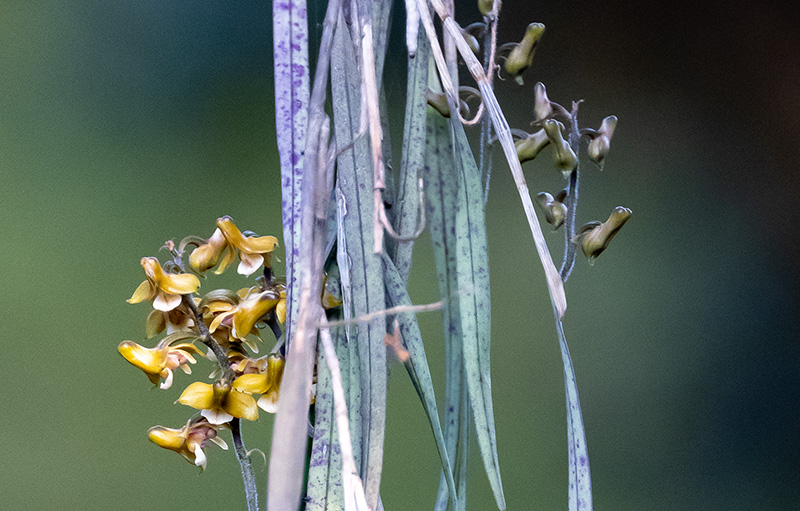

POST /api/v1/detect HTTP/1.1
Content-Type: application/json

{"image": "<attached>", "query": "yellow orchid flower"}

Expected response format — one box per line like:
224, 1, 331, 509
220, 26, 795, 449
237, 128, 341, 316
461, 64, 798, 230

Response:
145, 304, 195, 338
216, 216, 279, 276
232, 354, 285, 413
118, 334, 203, 389
127, 257, 201, 312
189, 228, 232, 275
209, 286, 282, 341
147, 418, 228, 471
178, 380, 259, 424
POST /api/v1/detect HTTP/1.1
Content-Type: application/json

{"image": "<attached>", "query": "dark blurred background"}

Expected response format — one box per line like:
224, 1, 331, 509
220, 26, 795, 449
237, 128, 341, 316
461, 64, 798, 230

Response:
2, 0, 798, 509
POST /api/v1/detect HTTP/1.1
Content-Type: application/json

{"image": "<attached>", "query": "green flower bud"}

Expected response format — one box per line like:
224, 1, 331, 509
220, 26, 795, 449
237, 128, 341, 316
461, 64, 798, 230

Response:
478, 0, 501, 17
535, 192, 567, 230
574, 206, 632, 264
461, 28, 480, 54
533, 82, 552, 121
426, 89, 470, 118
587, 115, 618, 169
514, 129, 550, 163
542, 119, 577, 176
504, 23, 545, 85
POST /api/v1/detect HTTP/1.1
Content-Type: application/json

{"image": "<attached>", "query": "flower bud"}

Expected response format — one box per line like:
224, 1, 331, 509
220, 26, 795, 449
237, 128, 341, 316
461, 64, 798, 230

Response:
189, 228, 228, 273
535, 192, 567, 230
426, 89, 469, 118
587, 115, 618, 169
514, 130, 550, 163
461, 28, 480, 54
542, 120, 577, 176
478, 0, 501, 17
533, 82, 552, 121
504, 23, 545, 85
574, 206, 632, 264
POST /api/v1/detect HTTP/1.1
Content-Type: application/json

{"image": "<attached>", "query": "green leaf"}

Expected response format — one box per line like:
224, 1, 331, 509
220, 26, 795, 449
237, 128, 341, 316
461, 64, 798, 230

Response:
452, 119, 506, 509
306, 319, 346, 511
390, 31, 429, 283
423, 108, 469, 511
330, 16, 387, 510
381, 253, 458, 508
556, 320, 593, 511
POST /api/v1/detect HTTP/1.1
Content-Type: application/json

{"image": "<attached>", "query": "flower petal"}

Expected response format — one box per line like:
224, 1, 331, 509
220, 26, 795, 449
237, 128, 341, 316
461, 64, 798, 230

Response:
145, 310, 166, 338
159, 272, 201, 295
201, 408, 234, 425
153, 291, 182, 312
178, 382, 215, 410
209, 436, 229, 450
127, 280, 155, 304
232, 291, 281, 339
241, 335, 260, 354
237, 235, 279, 255
225, 390, 259, 421
159, 368, 174, 390
190, 229, 228, 273
237, 252, 263, 276
257, 393, 279, 414
191, 443, 207, 470
208, 310, 234, 334
148, 425, 185, 450
118, 341, 166, 374
276, 299, 286, 324
232, 373, 271, 394
214, 246, 235, 275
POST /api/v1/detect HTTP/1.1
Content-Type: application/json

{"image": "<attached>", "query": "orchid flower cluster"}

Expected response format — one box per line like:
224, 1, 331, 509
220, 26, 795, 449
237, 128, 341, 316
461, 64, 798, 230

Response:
118, 215, 292, 471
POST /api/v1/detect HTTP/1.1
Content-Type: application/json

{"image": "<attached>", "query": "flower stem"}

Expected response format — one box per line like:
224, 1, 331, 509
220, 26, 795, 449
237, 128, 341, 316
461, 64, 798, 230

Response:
560, 103, 581, 283
231, 418, 260, 511
181, 295, 233, 381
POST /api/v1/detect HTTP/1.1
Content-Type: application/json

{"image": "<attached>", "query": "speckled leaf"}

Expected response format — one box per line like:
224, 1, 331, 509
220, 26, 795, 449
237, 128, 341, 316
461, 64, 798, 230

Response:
423, 108, 469, 511
557, 320, 593, 511
330, 16, 387, 511
452, 120, 505, 509
382, 253, 458, 507
306, 319, 346, 511
390, 30, 429, 283
273, 0, 309, 342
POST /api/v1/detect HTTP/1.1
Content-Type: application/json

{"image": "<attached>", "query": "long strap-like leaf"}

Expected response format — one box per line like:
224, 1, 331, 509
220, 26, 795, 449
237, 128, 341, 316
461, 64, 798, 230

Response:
424, 109, 469, 511
331, 16, 387, 510
557, 320, 593, 510
273, 0, 309, 341
307, 316, 348, 511
382, 253, 458, 508
451, 119, 505, 510
390, 30, 429, 283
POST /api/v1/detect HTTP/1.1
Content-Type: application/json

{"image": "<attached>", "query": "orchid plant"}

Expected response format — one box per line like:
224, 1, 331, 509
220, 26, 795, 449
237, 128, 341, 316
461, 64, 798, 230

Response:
117, 1, 631, 510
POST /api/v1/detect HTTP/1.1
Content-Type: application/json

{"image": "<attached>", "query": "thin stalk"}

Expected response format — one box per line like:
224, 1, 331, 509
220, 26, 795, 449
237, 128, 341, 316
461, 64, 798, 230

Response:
478, 20, 494, 205
560, 104, 581, 282
231, 418, 260, 511
181, 295, 232, 381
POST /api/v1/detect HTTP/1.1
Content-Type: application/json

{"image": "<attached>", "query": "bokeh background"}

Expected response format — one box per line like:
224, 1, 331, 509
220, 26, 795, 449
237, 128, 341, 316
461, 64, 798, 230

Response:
2, 0, 798, 509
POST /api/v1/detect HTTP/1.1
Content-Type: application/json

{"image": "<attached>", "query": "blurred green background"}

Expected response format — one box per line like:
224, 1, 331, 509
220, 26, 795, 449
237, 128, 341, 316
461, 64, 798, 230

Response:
2, 0, 798, 509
